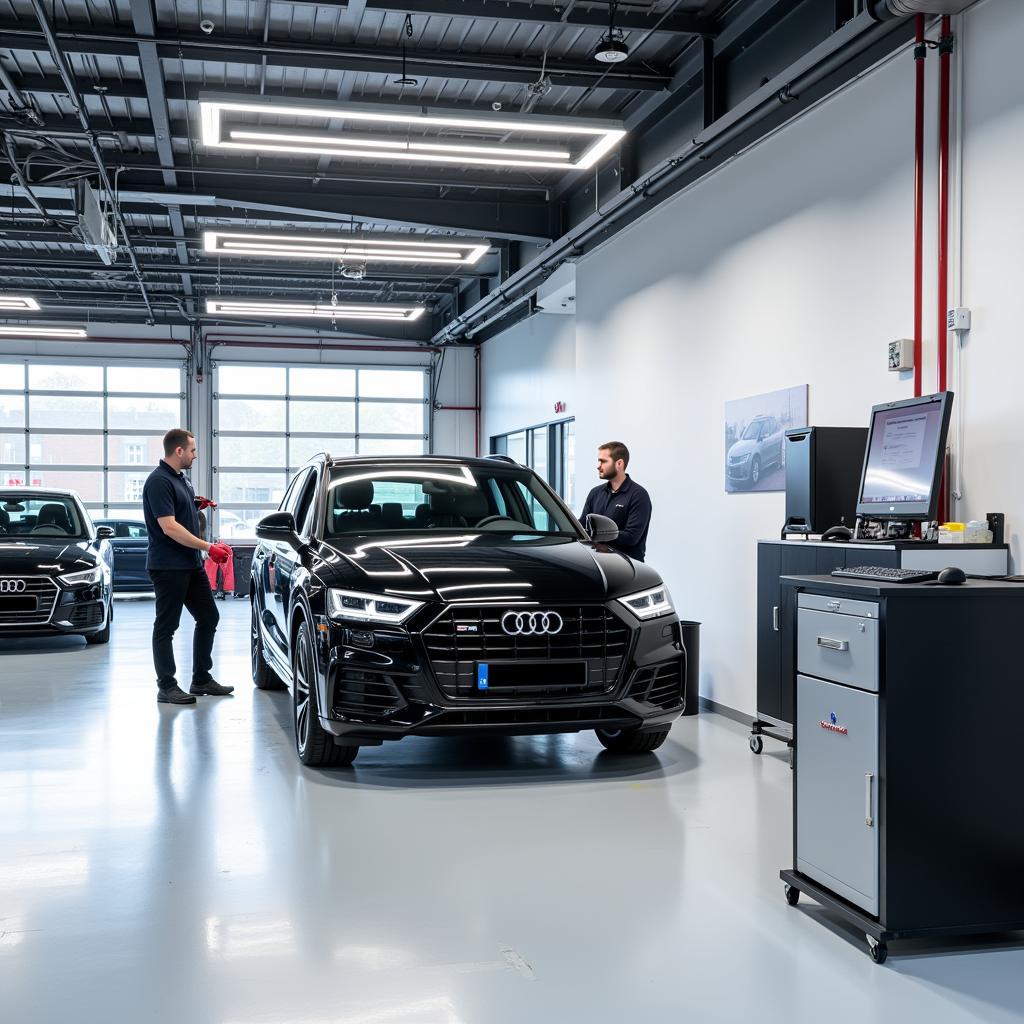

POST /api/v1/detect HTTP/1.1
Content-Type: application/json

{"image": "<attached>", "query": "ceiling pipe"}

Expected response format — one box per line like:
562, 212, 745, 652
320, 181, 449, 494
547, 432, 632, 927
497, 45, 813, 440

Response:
869, 1, 973, 17
435, 10, 907, 345
0, 61, 43, 126
27, 0, 157, 324
205, 337, 440, 354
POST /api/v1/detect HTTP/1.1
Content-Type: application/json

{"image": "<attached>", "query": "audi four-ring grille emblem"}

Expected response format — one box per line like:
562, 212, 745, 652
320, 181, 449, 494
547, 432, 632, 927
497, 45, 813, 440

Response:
501, 610, 564, 636
0, 579, 27, 594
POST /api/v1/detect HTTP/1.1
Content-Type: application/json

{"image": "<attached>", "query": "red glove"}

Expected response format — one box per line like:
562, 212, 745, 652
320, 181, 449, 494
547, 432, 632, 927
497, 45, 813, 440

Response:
208, 543, 231, 564
194, 495, 218, 510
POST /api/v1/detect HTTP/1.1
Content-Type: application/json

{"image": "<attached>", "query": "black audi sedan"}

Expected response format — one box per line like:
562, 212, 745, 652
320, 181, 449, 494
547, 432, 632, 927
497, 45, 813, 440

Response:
250, 454, 685, 767
0, 489, 114, 643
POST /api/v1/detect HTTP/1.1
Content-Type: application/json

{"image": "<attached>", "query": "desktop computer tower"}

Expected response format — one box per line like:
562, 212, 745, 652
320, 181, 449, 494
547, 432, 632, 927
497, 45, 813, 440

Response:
783, 426, 868, 534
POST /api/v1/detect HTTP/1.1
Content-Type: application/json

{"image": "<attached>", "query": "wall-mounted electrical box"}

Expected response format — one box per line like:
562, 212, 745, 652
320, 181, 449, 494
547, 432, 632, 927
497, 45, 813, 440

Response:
888, 338, 914, 372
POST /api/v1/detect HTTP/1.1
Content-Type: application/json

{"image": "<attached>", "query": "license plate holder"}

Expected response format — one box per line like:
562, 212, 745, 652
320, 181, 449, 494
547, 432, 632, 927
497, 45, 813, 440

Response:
475, 661, 587, 690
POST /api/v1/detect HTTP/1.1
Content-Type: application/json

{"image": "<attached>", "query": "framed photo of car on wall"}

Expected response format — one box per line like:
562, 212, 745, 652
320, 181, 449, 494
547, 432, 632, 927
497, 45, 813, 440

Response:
725, 385, 808, 492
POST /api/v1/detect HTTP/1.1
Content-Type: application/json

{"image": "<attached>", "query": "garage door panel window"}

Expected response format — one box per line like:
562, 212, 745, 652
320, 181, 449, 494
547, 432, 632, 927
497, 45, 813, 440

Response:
29, 395, 104, 429
1, 432, 26, 464
359, 369, 425, 400
359, 402, 424, 435
289, 367, 356, 397
290, 400, 355, 434
219, 435, 287, 469
107, 396, 183, 431
30, 433, 105, 466
288, 435, 356, 468
27, 364, 104, 392
107, 435, 165, 466
217, 399, 287, 433
357, 438, 425, 456
218, 366, 287, 396
0, 394, 25, 429
106, 366, 183, 394
29, 470, 105, 502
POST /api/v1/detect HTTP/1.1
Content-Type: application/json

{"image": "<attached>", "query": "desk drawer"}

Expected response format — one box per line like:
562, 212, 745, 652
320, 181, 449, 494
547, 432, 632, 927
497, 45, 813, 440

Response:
798, 607, 879, 692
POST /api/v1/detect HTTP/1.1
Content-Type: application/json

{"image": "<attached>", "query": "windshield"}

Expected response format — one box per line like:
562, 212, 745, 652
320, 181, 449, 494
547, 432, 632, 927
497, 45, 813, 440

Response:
741, 421, 765, 441
322, 464, 581, 538
0, 493, 88, 539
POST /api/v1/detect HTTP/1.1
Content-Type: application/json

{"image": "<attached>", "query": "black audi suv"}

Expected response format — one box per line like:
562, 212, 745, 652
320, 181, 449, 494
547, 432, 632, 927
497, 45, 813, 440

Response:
250, 455, 685, 767
0, 489, 114, 642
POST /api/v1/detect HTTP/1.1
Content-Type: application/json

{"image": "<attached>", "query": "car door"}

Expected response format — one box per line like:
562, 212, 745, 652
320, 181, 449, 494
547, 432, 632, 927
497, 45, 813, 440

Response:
265, 469, 309, 643
97, 519, 149, 589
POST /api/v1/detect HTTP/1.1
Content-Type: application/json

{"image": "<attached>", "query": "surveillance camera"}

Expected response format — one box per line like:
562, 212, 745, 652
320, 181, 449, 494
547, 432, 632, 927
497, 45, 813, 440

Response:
200, 19, 215, 34
491, 101, 502, 112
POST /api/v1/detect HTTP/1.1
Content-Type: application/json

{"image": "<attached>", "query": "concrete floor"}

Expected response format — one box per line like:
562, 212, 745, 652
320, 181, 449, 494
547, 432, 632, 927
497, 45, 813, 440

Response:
0, 599, 1021, 1024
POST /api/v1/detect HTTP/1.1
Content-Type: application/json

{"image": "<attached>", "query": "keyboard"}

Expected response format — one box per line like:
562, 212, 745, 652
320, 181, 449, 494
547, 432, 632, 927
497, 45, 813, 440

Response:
831, 566, 939, 584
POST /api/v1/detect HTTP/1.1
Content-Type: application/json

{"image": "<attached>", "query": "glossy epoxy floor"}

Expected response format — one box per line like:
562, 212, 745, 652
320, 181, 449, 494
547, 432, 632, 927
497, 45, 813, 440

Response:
1, 600, 1021, 1024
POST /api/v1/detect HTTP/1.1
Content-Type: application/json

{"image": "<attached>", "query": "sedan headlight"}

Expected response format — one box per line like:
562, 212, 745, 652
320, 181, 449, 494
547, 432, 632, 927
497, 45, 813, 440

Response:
617, 584, 674, 620
58, 566, 104, 587
327, 588, 423, 625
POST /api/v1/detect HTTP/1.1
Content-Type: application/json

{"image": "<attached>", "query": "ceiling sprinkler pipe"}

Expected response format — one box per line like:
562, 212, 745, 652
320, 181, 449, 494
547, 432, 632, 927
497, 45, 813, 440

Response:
869, 0, 974, 17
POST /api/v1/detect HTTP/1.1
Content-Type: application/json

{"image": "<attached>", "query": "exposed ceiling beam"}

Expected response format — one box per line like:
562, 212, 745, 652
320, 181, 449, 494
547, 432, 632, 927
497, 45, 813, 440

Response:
130, 0, 192, 303
0, 23, 670, 91
363, 0, 714, 36
0, 183, 554, 243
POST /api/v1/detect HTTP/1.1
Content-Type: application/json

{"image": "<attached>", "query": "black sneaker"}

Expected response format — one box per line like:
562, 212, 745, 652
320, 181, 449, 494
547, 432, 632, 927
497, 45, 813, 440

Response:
158, 685, 197, 705
189, 679, 235, 697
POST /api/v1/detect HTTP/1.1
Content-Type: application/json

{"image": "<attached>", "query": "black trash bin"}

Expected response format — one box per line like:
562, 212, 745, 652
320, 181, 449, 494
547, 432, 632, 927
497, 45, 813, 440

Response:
679, 620, 700, 716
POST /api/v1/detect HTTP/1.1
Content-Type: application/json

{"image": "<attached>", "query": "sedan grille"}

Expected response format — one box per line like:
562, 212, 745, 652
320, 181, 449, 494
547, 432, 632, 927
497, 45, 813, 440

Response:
422, 605, 631, 701
0, 577, 58, 627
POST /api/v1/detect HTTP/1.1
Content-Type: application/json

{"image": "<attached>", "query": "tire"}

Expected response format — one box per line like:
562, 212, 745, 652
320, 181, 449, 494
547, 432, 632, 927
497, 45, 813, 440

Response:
85, 598, 112, 645
251, 600, 286, 690
750, 456, 761, 486
595, 725, 671, 754
293, 620, 358, 768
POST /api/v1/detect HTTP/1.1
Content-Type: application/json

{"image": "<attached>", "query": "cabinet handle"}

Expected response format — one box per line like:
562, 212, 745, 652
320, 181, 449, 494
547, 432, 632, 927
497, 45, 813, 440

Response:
816, 636, 849, 651
772, 605, 780, 632
865, 772, 874, 827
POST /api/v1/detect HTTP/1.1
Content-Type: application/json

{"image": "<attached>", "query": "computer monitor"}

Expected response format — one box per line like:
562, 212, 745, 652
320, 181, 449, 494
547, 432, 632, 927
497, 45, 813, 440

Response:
855, 391, 953, 521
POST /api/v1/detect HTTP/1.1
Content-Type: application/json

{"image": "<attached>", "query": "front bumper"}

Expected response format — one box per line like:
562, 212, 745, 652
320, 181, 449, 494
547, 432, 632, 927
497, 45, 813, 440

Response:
727, 459, 753, 482
0, 577, 109, 638
314, 604, 686, 743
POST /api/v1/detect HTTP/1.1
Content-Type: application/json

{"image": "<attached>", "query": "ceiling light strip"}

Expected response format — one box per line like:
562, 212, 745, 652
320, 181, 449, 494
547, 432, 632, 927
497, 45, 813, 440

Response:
0, 296, 41, 311
199, 99, 625, 172
205, 299, 425, 322
0, 326, 86, 337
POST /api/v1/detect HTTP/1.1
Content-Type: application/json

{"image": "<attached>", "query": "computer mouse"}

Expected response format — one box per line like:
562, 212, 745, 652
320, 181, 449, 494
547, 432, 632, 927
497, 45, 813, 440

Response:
937, 566, 967, 585
822, 525, 853, 542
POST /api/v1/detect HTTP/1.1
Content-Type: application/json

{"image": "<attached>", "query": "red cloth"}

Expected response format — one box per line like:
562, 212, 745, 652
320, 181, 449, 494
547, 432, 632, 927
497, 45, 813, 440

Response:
204, 544, 235, 592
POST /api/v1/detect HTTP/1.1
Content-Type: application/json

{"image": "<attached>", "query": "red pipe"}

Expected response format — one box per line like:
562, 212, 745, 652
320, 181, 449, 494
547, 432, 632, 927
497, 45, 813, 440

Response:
937, 15, 952, 394
937, 14, 953, 523
913, 14, 925, 399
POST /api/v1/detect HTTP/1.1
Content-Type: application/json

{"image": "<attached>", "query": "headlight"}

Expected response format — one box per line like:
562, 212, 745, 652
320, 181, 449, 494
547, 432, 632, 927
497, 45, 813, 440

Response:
327, 588, 423, 625
59, 566, 104, 587
733, 452, 752, 463
617, 584, 674, 620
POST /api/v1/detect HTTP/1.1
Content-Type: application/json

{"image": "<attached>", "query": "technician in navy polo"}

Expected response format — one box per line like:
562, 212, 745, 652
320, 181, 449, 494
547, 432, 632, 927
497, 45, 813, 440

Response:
143, 428, 233, 706
580, 441, 653, 562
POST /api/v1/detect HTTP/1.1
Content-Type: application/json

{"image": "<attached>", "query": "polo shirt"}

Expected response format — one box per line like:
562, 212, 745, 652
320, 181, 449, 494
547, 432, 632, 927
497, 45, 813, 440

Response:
580, 475, 653, 562
143, 460, 202, 570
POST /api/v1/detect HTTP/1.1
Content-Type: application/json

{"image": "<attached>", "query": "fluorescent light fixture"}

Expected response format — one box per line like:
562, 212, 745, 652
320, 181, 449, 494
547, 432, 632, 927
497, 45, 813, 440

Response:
205, 299, 425, 322
199, 98, 625, 172
0, 296, 41, 311
203, 231, 489, 266
0, 325, 86, 338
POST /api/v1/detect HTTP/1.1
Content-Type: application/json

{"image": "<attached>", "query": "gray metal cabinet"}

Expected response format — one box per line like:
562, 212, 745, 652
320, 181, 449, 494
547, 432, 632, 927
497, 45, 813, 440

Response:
796, 674, 879, 914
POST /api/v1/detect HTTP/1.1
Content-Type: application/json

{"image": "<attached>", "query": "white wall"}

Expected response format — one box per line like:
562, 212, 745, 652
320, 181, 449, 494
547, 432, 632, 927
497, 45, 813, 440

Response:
480, 312, 576, 443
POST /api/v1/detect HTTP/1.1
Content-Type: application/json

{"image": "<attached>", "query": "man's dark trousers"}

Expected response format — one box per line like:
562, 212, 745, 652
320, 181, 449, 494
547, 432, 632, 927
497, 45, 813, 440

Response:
150, 568, 220, 690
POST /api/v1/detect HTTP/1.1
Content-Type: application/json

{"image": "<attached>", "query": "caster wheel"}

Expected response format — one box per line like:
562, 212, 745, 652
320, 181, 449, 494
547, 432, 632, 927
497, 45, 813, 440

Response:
749, 735, 764, 754
867, 937, 888, 964
784, 884, 800, 907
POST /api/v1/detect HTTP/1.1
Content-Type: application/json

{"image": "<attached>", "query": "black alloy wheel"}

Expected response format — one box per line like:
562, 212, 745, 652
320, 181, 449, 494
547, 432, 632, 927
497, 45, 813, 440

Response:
251, 600, 286, 690
595, 725, 671, 754
292, 620, 357, 768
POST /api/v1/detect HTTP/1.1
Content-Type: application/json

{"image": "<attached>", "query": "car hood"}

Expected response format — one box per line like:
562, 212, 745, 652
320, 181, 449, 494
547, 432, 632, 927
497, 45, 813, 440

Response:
728, 439, 758, 458
315, 532, 662, 604
0, 539, 99, 576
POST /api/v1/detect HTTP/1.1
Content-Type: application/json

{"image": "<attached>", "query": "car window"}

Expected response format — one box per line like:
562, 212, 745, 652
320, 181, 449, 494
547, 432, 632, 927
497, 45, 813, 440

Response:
294, 470, 319, 538
0, 494, 86, 538
280, 469, 308, 517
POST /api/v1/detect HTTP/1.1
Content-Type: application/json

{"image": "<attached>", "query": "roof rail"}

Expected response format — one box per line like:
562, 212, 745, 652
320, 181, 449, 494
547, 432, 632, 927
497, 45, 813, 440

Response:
483, 454, 517, 464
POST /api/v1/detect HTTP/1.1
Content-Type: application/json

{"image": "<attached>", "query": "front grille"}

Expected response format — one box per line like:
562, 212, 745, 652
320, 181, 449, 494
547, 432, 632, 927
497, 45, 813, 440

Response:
627, 660, 684, 709
422, 605, 631, 701
425, 705, 637, 729
331, 669, 406, 720
0, 577, 58, 627
67, 602, 105, 628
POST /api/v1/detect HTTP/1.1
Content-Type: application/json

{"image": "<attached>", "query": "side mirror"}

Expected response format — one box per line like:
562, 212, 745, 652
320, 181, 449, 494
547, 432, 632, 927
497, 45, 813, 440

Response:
256, 511, 299, 543
585, 513, 619, 544
96, 526, 115, 539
